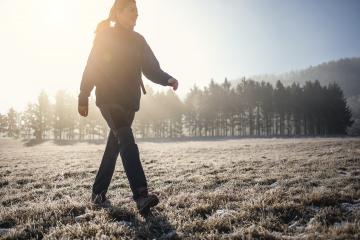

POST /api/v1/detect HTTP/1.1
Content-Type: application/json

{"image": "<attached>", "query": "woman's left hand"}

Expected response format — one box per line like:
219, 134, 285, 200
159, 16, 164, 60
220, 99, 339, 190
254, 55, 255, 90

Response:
168, 78, 179, 91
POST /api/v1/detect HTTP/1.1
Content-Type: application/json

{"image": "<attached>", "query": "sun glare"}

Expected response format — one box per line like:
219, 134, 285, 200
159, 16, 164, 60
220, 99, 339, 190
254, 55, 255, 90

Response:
1, 0, 191, 113
28, 1, 69, 27
46, 3, 68, 26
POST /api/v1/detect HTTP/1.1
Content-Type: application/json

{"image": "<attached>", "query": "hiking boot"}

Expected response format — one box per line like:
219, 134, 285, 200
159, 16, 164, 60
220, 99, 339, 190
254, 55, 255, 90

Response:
135, 193, 159, 216
91, 193, 112, 208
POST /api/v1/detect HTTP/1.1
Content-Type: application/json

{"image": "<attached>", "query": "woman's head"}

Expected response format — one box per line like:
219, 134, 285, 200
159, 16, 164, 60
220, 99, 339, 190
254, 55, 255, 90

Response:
113, 0, 138, 29
96, 0, 138, 33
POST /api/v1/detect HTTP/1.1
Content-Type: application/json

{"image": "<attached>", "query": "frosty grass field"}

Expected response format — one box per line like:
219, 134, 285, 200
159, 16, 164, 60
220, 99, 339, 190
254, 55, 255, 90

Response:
0, 137, 359, 239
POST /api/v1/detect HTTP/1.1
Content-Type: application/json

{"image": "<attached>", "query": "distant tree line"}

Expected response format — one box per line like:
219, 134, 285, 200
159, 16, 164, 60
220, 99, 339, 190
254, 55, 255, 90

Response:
0, 79, 354, 140
186, 78, 354, 137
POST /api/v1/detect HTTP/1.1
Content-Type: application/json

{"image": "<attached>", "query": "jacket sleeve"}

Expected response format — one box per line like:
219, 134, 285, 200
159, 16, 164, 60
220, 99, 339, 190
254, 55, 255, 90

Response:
140, 36, 173, 86
78, 33, 104, 106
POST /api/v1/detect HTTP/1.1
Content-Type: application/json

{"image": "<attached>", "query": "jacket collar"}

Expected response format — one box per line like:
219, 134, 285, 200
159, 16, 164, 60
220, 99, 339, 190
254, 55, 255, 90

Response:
114, 22, 134, 33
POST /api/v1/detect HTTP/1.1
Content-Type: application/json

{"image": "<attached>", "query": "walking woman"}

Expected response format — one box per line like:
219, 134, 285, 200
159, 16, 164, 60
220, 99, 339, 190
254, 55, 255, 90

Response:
77, 0, 178, 217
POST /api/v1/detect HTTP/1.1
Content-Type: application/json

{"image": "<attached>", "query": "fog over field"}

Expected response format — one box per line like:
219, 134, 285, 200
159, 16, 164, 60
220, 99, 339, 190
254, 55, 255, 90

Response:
0, 137, 359, 239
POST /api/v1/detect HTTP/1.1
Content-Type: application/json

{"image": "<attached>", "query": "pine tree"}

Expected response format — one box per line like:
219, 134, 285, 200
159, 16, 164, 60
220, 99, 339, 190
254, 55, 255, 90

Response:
6, 107, 20, 138
326, 82, 353, 134
289, 82, 303, 136
0, 113, 8, 136
274, 80, 287, 136
30, 90, 53, 140
235, 81, 246, 136
54, 90, 78, 140
259, 81, 274, 136
20, 103, 37, 139
184, 85, 202, 137
165, 89, 184, 138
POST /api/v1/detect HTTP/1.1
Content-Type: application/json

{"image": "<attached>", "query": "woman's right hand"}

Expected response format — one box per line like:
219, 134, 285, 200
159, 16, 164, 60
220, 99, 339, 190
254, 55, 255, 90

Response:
78, 105, 88, 117
168, 78, 179, 91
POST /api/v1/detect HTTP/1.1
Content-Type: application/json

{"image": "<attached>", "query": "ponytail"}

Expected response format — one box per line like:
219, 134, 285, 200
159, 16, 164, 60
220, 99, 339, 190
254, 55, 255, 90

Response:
94, 18, 111, 33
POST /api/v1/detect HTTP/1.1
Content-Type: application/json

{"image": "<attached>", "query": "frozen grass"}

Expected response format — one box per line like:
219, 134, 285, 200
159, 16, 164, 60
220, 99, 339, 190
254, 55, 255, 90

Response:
0, 137, 359, 239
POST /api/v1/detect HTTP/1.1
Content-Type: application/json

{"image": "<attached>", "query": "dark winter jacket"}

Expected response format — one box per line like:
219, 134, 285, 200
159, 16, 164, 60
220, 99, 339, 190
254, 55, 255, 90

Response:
78, 24, 173, 111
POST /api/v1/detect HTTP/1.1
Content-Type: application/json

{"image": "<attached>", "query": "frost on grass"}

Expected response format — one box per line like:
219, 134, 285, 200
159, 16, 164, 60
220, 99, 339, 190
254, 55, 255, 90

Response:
0, 137, 359, 239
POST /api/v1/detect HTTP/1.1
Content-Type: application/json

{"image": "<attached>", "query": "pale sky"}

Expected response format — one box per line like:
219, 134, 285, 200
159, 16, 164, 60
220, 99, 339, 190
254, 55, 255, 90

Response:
1, 0, 360, 114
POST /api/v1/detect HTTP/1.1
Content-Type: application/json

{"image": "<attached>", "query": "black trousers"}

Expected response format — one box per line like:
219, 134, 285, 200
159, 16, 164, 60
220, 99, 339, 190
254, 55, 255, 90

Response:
92, 104, 147, 200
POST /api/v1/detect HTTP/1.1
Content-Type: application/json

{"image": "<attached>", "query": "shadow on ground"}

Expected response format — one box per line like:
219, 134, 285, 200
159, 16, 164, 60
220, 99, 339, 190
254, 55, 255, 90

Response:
107, 206, 179, 239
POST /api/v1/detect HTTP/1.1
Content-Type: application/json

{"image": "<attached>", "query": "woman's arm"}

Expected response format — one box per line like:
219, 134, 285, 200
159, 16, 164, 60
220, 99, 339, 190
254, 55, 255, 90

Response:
140, 36, 174, 86
78, 33, 106, 106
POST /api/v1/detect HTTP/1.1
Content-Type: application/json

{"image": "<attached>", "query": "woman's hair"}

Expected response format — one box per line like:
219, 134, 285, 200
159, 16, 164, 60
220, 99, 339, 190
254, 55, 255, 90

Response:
95, 0, 136, 33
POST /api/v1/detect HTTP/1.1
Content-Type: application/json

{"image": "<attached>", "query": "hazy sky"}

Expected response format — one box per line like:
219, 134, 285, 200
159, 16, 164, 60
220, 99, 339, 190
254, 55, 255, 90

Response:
1, 0, 360, 114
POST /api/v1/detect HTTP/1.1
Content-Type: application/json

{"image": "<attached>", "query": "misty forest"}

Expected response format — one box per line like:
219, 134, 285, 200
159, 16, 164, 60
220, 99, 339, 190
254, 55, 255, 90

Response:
0, 78, 354, 141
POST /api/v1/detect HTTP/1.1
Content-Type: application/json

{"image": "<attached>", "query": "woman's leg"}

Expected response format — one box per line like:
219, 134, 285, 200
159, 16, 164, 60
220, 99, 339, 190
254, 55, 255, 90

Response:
92, 130, 120, 199
116, 126, 148, 200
